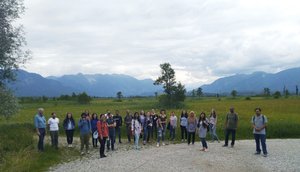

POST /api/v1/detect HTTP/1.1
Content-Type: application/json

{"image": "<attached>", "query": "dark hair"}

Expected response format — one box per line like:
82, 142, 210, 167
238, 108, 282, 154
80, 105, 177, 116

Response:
210, 110, 217, 118
160, 109, 166, 114
81, 112, 87, 118
255, 107, 262, 112
133, 112, 141, 123
92, 113, 98, 120
51, 112, 56, 116
64, 112, 74, 121
181, 110, 188, 118
99, 114, 105, 120
199, 112, 206, 121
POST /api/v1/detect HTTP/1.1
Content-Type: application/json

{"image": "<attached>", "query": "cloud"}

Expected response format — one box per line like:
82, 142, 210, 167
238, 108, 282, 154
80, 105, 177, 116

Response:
20, 0, 300, 88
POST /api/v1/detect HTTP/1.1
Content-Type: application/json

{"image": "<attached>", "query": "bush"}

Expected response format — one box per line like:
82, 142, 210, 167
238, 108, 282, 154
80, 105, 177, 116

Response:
0, 87, 19, 120
273, 91, 281, 99
77, 92, 92, 104
245, 97, 251, 100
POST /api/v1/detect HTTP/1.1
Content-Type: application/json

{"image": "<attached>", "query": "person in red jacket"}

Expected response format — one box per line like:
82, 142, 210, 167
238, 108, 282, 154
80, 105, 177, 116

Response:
97, 114, 109, 158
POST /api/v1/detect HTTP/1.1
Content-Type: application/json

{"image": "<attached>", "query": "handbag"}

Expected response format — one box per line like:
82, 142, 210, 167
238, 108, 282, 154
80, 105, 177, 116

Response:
93, 131, 98, 139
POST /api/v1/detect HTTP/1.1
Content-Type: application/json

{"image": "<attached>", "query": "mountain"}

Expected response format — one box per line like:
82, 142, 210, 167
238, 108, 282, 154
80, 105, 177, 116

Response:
201, 67, 300, 94
7, 70, 161, 97
47, 73, 161, 97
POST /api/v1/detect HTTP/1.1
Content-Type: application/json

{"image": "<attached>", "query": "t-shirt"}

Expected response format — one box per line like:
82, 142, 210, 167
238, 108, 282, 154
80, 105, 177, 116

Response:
170, 116, 177, 127
48, 117, 59, 131
180, 116, 188, 127
226, 113, 238, 129
252, 114, 268, 135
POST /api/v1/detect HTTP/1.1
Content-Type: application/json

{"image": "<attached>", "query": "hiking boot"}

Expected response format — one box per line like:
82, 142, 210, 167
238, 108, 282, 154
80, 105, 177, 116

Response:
254, 152, 261, 155
222, 144, 228, 147
263, 154, 268, 157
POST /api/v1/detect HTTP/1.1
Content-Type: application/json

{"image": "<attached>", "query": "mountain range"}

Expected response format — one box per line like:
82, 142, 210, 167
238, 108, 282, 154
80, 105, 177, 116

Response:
6, 67, 300, 97
7, 70, 161, 97
201, 67, 300, 94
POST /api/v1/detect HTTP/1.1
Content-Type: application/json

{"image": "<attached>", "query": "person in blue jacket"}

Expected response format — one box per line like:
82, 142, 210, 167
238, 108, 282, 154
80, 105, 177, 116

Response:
34, 108, 46, 152
78, 113, 91, 155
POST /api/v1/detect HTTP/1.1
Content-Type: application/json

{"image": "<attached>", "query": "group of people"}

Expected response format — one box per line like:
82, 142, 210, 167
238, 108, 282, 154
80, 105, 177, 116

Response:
34, 106, 268, 158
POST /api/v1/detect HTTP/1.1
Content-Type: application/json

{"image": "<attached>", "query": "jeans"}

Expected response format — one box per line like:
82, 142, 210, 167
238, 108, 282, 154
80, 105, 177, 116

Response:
38, 128, 46, 151
92, 130, 98, 147
209, 125, 219, 141
134, 133, 140, 149
180, 126, 187, 140
157, 127, 166, 143
107, 130, 115, 150
143, 127, 148, 142
225, 129, 236, 146
187, 132, 195, 145
254, 134, 267, 154
170, 126, 176, 141
126, 125, 131, 142
200, 138, 208, 148
99, 137, 107, 157
80, 133, 90, 152
152, 124, 157, 139
50, 130, 59, 148
65, 129, 74, 144
115, 127, 122, 143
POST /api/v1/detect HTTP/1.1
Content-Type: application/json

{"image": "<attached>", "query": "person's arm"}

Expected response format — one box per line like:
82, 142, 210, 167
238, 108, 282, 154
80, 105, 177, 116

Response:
224, 114, 228, 129
34, 116, 40, 136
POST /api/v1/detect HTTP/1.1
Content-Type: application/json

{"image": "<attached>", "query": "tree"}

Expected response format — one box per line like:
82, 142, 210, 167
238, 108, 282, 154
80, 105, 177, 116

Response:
0, 0, 30, 86
154, 63, 186, 106
231, 90, 237, 98
191, 89, 196, 97
78, 92, 91, 104
284, 89, 290, 98
0, 0, 29, 119
116, 91, 123, 101
273, 91, 281, 99
0, 87, 19, 120
196, 87, 203, 97
263, 88, 271, 97
296, 85, 298, 96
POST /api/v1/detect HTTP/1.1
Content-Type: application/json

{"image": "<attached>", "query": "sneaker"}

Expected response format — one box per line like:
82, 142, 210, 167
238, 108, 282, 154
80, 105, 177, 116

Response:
162, 142, 165, 146
70, 144, 73, 148
81, 152, 84, 155
156, 143, 159, 147
200, 148, 205, 151
263, 154, 268, 157
204, 148, 209, 152
222, 144, 228, 147
254, 152, 261, 155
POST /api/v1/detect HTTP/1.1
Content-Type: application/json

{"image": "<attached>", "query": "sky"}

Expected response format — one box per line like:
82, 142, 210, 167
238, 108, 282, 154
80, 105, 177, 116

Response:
20, 0, 300, 89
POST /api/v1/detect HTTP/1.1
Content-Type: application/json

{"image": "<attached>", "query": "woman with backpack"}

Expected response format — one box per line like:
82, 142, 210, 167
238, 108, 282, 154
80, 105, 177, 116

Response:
187, 111, 197, 145
209, 109, 220, 143
198, 112, 209, 151
91, 113, 99, 148
63, 112, 75, 148
132, 112, 142, 150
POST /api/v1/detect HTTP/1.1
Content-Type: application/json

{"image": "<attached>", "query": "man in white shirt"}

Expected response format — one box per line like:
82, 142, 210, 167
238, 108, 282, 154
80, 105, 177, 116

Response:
48, 112, 59, 149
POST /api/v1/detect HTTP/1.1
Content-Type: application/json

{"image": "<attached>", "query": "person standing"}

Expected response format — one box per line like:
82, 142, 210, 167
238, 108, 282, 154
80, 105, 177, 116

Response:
180, 110, 188, 142
124, 110, 132, 143
139, 110, 146, 139
187, 111, 197, 145
152, 109, 158, 139
63, 112, 75, 148
78, 113, 91, 155
132, 112, 142, 150
48, 112, 59, 149
91, 113, 99, 148
252, 107, 268, 157
106, 113, 116, 151
157, 109, 167, 147
169, 111, 177, 142
143, 111, 153, 144
34, 108, 46, 152
198, 112, 209, 151
97, 114, 109, 158
209, 109, 220, 143
113, 110, 123, 144
223, 107, 239, 148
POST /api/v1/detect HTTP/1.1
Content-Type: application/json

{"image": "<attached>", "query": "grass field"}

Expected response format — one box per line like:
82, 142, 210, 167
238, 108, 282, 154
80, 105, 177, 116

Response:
0, 96, 300, 171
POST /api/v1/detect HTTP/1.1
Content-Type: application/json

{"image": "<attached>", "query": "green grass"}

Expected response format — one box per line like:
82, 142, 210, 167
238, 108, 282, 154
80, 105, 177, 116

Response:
0, 96, 300, 171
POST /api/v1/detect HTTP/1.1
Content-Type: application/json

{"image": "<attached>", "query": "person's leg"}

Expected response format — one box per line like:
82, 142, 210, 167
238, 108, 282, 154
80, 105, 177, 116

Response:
213, 126, 219, 142
184, 127, 187, 140
192, 132, 195, 144
162, 126, 166, 143
135, 133, 139, 149
180, 126, 184, 140
224, 129, 229, 146
50, 131, 54, 147
147, 128, 151, 142
209, 125, 214, 141
118, 127, 122, 143
157, 128, 162, 145
54, 131, 58, 148
85, 134, 90, 152
38, 128, 44, 151
204, 138, 208, 149
70, 130, 74, 144
111, 131, 115, 150
254, 134, 261, 153
187, 132, 191, 144
261, 134, 267, 155
143, 127, 147, 143
200, 138, 205, 148
66, 130, 70, 144
107, 133, 110, 150
80, 135, 84, 152
231, 129, 236, 146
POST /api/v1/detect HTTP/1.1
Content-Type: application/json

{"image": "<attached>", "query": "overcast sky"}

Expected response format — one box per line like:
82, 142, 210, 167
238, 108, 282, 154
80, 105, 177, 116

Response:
20, 0, 300, 88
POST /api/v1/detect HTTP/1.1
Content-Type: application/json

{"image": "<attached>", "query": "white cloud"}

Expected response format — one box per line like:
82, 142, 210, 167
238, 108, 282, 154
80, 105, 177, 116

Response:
20, 0, 300, 88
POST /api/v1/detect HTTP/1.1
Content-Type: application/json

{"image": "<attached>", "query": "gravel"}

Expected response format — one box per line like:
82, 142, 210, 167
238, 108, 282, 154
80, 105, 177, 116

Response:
49, 139, 300, 172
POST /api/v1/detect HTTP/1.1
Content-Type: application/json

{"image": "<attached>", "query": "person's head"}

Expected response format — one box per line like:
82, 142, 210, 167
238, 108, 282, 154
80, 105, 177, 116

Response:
189, 111, 195, 118
134, 112, 139, 119
107, 113, 112, 118
140, 110, 145, 115
81, 113, 87, 120
230, 107, 234, 113
100, 114, 106, 121
255, 107, 262, 115
126, 109, 130, 115
92, 113, 98, 120
146, 111, 151, 117
116, 110, 119, 115
66, 112, 73, 119
51, 112, 56, 118
200, 112, 206, 120
171, 111, 175, 116
151, 109, 155, 114
211, 109, 217, 118
38, 108, 44, 115
160, 109, 166, 115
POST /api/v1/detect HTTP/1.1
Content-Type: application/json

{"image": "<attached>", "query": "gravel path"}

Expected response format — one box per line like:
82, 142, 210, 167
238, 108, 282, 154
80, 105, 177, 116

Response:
50, 139, 300, 172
